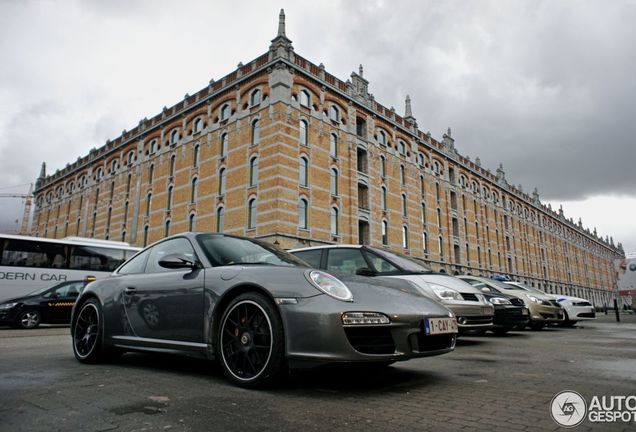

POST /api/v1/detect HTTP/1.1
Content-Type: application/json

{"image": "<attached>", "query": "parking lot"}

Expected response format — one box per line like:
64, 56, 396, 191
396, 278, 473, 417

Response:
0, 314, 634, 432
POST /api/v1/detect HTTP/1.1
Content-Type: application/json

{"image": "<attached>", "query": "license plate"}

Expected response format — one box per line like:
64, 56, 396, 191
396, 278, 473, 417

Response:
522, 309, 529, 315
424, 317, 458, 335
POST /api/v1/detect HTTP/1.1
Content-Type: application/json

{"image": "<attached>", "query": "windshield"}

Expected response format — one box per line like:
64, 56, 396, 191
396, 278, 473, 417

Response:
196, 234, 308, 267
366, 247, 433, 273
506, 282, 545, 295
27, 283, 62, 296
491, 280, 528, 291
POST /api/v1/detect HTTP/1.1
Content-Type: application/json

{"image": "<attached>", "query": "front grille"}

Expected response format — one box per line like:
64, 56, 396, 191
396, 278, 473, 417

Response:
509, 298, 525, 306
344, 327, 395, 355
415, 333, 456, 352
459, 316, 493, 325
577, 312, 596, 318
573, 301, 592, 307
461, 293, 479, 301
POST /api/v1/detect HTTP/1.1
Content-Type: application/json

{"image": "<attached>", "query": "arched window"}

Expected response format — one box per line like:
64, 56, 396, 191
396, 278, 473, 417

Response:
146, 193, 152, 216
216, 207, 225, 232
149, 139, 158, 154
299, 119, 308, 146
402, 225, 409, 249
167, 185, 173, 210
96, 167, 103, 181
329, 105, 340, 122
126, 174, 132, 194
127, 151, 135, 165
423, 232, 428, 252
381, 220, 388, 245
193, 118, 203, 134
330, 168, 338, 196
249, 156, 259, 187
143, 225, 149, 247
164, 220, 171, 237
148, 164, 154, 184
299, 156, 309, 187
380, 155, 386, 178
170, 129, 179, 145
381, 186, 387, 210
300, 90, 310, 107
191, 177, 198, 203
418, 153, 425, 166
432, 160, 441, 175
111, 159, 119, 173
250, 89, 261, 106
330, 133, 338, 157
189, 213, 196, 231
218, 168, 226, 195
220, 104, 230, 121
398, 140, 406, 155
169, 154, 176, 177
420, 176, 425, 196
330, 207, 339, 235
421, 203, 427, 225
193, 144, 200, 167
378, 130, 387, 146
251, 119, 260, 146
400, 164, 406, 185
248, 198, 257, 229
220, 133, 229, 157
401, 193, 408, 216
298, 198, 308, 229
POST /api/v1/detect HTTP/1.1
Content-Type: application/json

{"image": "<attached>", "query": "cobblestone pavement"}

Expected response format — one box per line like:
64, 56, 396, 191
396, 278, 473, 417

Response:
1, 315, 634, 432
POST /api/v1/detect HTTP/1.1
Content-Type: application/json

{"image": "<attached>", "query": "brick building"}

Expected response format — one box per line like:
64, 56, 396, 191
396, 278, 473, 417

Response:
31, 10, 624, 306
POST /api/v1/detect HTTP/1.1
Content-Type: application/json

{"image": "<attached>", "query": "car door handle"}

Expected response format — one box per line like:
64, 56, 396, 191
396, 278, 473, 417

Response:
124, 287, 137, 294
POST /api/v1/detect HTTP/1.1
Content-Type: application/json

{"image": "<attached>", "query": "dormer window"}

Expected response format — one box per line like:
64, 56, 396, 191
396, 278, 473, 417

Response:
193, 118, 203, 134
250, 89, 262, 106
300, 90, 310, 108
220, 104, 230, 121
170, 129, 179, 145
329, 105, 340, 122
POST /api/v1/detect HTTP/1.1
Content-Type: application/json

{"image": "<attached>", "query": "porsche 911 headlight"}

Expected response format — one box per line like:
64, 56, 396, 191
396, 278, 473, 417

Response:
489, 297, 512, 305
342, 312, 390, 325
430, 284, 463, 301
0, 302, 17, 310
307, 271, 353, 302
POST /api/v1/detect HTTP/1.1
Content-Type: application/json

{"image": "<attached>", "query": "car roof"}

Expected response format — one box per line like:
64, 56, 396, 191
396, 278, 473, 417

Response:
290, 244, 364, 252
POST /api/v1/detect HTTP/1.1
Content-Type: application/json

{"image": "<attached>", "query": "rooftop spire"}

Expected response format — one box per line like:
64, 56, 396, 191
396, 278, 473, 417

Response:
278, 9, 286, 37
405, 95, 412, 118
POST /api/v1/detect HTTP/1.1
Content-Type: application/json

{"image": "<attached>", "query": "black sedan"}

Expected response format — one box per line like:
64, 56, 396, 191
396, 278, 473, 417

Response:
70, 233, 457, 388
480, 291, 529, 335
0, 280, 87, 329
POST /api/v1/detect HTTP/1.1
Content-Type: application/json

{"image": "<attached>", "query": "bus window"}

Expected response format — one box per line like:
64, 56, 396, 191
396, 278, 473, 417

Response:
70, 246, 126, 272
0, 239, 66, 268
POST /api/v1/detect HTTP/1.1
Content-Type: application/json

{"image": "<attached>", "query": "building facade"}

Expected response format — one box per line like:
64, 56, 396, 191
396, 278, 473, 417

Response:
31, 10, 624, 306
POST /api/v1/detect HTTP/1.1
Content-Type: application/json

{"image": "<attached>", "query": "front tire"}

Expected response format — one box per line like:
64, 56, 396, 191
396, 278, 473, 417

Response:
491, 327, 511, 336
16, 310, 41, 329
72, 298, 108, 363
217, 292, 285, 388
529, 321, 545, 330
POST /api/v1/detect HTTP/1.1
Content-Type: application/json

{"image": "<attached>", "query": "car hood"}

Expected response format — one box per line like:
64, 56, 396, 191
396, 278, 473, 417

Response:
338, 274, 452, 315
503, 288, 553, 301
0, 295, 38, 305
549, 295, 590, 303
416, 274, 484, 294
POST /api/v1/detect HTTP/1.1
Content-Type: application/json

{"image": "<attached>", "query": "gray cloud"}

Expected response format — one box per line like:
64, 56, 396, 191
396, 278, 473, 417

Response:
0, 0, 633, 247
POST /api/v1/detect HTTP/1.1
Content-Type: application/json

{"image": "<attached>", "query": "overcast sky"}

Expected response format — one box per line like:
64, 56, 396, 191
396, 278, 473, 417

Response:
0, 0, 634, 252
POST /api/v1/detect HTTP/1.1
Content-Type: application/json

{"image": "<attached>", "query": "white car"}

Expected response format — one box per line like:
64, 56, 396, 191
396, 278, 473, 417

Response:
504, 282, 596, 326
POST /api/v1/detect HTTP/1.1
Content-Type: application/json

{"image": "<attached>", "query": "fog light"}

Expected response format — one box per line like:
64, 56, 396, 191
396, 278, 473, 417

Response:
342, 312, 391, 326
457, 317, 467, 325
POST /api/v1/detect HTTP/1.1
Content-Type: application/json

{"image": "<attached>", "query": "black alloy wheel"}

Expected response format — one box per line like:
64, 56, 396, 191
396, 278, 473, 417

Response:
218, 292, 285, 387
17, 310, 41, 329
73, 299, 105, 363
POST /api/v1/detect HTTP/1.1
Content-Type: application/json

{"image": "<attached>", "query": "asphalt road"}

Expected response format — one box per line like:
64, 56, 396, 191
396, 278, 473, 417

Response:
1, 315, 635, 432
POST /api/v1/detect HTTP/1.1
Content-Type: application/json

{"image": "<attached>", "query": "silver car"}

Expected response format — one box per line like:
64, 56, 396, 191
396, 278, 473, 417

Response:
71, 233, 457, 388
290, 245, 494, 333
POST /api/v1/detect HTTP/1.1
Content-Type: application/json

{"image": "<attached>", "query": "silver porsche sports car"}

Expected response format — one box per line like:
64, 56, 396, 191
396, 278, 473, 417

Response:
71, 233, 457, 387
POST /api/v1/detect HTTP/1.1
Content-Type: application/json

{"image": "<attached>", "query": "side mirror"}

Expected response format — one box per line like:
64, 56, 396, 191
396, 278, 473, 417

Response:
355, 267, 377, 277
481, 287, 491, 292
159, 254, 197, 270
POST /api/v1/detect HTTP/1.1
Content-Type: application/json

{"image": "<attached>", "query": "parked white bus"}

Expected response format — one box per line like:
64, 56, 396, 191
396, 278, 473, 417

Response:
0, 234, 140, 302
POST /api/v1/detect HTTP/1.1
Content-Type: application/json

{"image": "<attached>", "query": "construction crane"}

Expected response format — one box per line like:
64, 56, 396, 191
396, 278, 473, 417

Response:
0, 183, 33, 235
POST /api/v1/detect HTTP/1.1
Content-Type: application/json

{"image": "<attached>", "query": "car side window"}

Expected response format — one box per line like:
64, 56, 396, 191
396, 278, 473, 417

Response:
326, 249, 367, 275
118, 249, 151, 275
293, 250, 323, 268
145, 238, 197, 273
